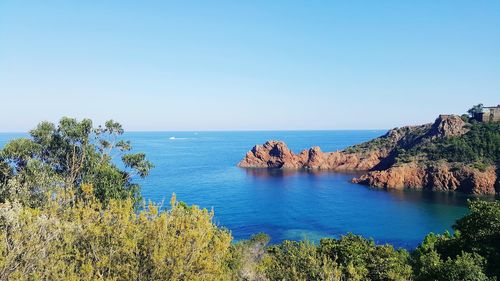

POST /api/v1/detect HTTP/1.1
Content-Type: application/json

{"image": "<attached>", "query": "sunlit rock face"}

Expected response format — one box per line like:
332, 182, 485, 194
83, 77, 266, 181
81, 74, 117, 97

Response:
238, 140, 384, 171
239, 115, 498, 195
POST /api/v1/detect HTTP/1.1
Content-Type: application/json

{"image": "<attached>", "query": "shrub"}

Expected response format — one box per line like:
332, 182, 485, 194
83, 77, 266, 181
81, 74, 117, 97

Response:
0, 191, 232, 281
261, 240, 339, 281
0, 118, 153, 206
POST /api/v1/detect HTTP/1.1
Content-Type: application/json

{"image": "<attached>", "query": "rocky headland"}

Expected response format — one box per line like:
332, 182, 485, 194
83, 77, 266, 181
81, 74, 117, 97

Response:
238, 115, 500, 195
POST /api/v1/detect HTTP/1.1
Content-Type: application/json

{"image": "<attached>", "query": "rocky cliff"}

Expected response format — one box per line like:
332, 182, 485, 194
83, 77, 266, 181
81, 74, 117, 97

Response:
352, 162, 497, 194
238, 115, 499, 195
238, 140, 385, 171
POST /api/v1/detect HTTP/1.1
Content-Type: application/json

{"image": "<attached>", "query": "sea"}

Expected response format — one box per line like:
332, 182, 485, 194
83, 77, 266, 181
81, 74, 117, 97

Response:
0, 131, 475, 249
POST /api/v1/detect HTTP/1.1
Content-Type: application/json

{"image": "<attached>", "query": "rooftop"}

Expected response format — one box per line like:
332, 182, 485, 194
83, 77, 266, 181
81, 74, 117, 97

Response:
483, 105, 500, 109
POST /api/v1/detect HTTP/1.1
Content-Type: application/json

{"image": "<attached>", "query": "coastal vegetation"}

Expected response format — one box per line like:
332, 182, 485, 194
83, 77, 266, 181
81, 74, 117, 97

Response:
0, 118, 499, 280
349, 105, 500, 169
0, 117, 153, 207
419, 122, 500, 166
239, 105, 500, 194
351, 111, 500, 194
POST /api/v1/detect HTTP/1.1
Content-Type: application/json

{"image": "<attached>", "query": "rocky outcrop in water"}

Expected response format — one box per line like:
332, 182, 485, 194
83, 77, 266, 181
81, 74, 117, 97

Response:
238, 115, 499, 195
238, 141, 385, 171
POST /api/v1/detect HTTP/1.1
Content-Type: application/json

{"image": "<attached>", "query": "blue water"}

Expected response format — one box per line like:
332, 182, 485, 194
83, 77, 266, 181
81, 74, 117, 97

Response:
0, 131, 471, 249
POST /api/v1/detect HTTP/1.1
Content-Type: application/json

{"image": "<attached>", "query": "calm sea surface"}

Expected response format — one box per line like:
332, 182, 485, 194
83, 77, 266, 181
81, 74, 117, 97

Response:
0, 131, 473, 249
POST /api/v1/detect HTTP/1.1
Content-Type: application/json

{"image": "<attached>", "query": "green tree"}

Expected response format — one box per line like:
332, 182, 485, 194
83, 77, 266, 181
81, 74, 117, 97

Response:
407, 121, 500, 167
229, 233, 270, 281
413, 250, 491, 281
0, 117, 153, 206
412, 200, 499, 280
468, 103, 484, 118
452, 200, 500, 278
262, 240, 339, 281
0, 191, 232, 281
319, 234, 412, 281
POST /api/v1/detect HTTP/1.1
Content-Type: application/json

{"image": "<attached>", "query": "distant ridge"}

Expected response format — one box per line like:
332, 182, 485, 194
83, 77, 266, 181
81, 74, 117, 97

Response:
239, 114, 499, 195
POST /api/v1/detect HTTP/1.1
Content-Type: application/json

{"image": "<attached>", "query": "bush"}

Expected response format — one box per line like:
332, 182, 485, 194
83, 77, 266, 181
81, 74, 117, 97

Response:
420, 122, 500, 166
0, 191, 232, 281
1, 118, 499, 281
412, 200, 500, 280
0, 118, 153, 206
261, 240, 339, 281
452, 200, 500, 277
413, 250, 491, 281
319, 234, 412, 281
229, 233, 270, 281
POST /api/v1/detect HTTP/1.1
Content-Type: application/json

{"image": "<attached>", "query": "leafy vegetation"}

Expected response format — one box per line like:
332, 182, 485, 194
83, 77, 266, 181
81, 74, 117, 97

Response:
0, 118, 499, 280
343, 124, 432, 155
468, 103, 484, 119
319, 234, 412, 281
257, 200, 500, 281
343, 136, 393, 154
411, 200, 500, 281
1, 191, 498, 280
0, 118, 153, 207
344, 105, 500, 173
406, 122, 500, 166
0, 189, 232, 280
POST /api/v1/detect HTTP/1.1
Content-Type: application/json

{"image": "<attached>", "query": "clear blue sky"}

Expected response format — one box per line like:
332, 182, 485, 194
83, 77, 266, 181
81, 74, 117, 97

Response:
0, 1, 499, 132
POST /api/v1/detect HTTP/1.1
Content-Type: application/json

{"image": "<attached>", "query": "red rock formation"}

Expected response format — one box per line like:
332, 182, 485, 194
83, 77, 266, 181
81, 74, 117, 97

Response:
353, 163, 497, 195
239, 141, 298, 169
427, 114, 470, 138
238, 114, 498, 195
352, 163, 426, 190
237, 141, 386, 171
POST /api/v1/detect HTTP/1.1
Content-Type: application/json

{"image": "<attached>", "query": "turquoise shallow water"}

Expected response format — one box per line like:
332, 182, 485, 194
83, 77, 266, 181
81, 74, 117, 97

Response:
0, 131, 471, 249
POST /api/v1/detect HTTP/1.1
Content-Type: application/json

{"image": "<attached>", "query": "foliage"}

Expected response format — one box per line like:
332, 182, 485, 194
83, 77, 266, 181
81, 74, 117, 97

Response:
1, 118, 499, 280
0, 190, 232, 281
262, 240, 339, 281
461, 114, 471, 122
0, 187, 498, 281
229, 233, 270, 281
403, 122, 500, 166
259, 234, 412, 281
413, 250, 491, 281
412, 200, 500, 280
261, 201, 499, 281
344, 124, 432, 155
345, 106, 499, 171
319, 234, 412, 281
0, 117, 153, 206
344, 137, 392, 154
451, 200, 500, 278
468, 103, 484, 118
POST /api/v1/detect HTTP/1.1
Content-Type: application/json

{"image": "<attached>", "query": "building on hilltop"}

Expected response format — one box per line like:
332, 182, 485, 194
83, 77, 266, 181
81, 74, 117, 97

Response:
476, 105, 500, 123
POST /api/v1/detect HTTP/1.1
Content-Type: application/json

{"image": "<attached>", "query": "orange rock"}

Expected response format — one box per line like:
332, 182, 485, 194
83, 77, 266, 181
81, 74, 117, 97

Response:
238, 115, 498, 195
353, 163, 497, 195
237, 140, 384, 171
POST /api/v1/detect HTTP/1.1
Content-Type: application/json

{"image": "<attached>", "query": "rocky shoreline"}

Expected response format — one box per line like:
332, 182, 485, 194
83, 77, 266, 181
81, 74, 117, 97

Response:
238, 115, 499, 195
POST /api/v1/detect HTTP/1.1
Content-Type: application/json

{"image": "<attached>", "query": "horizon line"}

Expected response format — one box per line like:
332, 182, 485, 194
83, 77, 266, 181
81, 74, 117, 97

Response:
0, 128, 390, 134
